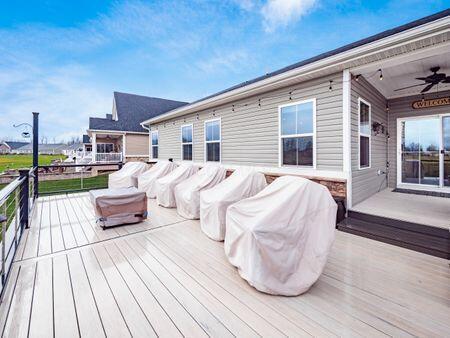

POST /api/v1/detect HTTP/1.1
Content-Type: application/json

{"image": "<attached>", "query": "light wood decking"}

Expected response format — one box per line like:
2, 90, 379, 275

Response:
1, 193, 449, 337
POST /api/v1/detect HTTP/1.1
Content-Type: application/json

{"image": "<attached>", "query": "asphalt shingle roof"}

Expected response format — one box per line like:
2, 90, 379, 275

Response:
82, 135, 91, 143
89, 92, 188, 132
2, 141, 30, 150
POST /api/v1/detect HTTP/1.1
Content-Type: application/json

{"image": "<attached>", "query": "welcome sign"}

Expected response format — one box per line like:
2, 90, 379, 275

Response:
412, 97, 450, 109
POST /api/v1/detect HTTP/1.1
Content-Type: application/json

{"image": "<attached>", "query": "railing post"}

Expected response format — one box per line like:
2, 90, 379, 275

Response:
19, 169, 29, 229
0, 214, 6, 286
32, 112, 39, 198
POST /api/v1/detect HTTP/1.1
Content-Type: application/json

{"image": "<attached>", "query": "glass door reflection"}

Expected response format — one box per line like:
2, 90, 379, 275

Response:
401, 118, 440, 186
443, 116, 450, 187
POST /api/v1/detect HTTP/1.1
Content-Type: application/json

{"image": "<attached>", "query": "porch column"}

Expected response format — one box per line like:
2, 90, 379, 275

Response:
122, 134, 126, 162
342, 69, 352, 209
92, 133, 97, 163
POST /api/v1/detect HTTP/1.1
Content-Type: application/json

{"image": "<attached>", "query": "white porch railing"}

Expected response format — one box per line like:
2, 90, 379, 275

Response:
95, 152, 123, 163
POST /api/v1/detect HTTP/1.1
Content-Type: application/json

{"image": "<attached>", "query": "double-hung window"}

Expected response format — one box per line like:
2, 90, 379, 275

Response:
97, 143, 114, 153
181, 124, 193, 161
205, 119, 221, 162
279, 99, 315, 167
151, 130, 158, 159
358, 98, 371, 169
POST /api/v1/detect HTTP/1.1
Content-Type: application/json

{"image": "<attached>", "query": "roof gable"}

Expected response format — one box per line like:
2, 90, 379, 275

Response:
89, 92, 188, 132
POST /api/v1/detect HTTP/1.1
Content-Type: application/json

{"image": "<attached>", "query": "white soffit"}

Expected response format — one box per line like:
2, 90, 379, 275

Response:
361, 51, 450, 98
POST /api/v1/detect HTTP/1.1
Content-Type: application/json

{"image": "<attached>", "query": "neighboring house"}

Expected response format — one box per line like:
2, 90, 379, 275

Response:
142, 10, 450, 256
14, 143, 67, 155
0, 141, 30, 154
86, 91, 187, 163
61, 143, 84, 158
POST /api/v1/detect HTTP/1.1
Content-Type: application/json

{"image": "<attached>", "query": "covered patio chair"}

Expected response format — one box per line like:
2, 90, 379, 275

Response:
200, 166, 267, 241
174, 164, 227, 219
137, 160, 178, 198
156, 163, 198, 208
108, 161, 148, 189
224, 176, 337, 296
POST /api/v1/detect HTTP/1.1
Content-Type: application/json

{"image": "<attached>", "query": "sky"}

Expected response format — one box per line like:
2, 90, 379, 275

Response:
0, 0, 448, 143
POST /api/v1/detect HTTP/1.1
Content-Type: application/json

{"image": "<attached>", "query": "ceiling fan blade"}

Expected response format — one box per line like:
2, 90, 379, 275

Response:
441, 76, 450, 83
421, 83, 435, 93
415, 77, 428, 81
394, 83, 426, 91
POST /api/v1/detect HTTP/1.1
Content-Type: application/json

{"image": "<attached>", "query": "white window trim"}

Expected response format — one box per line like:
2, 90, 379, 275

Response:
358, 97, 371, 170
204, 118, 222, 163
278, 98, 316, 169
180, 123, 194, 161
151, 130, 159, 159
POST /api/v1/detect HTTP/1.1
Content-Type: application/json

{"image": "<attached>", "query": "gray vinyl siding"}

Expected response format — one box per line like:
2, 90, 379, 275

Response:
151, 73, 343, 171
351, 77, 388, 205
387, 90, 450, 188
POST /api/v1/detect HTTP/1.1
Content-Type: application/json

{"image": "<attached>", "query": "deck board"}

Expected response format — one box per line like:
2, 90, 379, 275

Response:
1, 193, 449, 338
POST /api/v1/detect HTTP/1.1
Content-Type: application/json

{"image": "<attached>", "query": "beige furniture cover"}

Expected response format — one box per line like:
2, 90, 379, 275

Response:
200, 166, 267, 241
224, 176, 337, 296
174, 164, 227, 219
89, 187, 147, 228
155, 163, 198, 208
108, 162, 148, 188
137, 161, 178, 198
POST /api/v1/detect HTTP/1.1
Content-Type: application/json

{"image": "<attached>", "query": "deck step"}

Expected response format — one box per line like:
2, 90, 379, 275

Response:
338, 212, 449, 259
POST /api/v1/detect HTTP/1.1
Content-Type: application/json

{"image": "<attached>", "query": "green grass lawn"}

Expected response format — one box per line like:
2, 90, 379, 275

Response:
0, 173, 109, 195
0, 154, 67, 173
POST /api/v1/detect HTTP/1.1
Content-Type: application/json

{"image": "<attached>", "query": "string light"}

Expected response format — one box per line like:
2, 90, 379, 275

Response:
289, 91, 292, 100
378, 69, 383, 81
329, 80, 333, 91
385, 103, 390, 112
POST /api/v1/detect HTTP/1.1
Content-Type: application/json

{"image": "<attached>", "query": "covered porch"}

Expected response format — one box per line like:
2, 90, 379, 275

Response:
90, 131, 124, 163
341, 41, 450, 258
2, 192, 449, 337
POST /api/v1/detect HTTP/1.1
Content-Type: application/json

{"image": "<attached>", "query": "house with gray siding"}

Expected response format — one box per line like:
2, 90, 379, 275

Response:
142, 9, 450, 258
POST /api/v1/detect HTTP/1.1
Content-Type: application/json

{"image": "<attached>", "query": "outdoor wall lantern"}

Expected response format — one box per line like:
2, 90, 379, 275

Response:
372, 121, 385, 135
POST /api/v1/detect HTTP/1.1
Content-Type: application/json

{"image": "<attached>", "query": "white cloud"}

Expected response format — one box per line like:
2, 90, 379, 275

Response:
233, 0, 259, 11
195, 50, 251, 74
0, 59, 111, 142
261, 0, 317, 32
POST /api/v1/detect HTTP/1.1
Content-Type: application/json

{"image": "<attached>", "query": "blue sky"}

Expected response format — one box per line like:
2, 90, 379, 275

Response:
0, 0, 448, 142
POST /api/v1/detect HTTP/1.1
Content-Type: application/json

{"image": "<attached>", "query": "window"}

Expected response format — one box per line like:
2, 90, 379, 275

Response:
181, 124, 193, 161
151, 130, 158, 159
205, 119, 221, 162
358, 98, 371, 169
279, 99, 315, 167
97, 143, 114, 153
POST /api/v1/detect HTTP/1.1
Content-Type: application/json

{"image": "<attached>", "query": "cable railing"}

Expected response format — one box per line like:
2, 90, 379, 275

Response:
0, 167, 37, 296
37, 162, 123, 195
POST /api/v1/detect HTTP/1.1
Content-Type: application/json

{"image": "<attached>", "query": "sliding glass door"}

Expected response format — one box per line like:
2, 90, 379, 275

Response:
398, 115, 449, 189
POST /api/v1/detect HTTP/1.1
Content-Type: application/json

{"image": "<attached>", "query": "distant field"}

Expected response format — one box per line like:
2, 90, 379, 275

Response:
0, 154, 67, 172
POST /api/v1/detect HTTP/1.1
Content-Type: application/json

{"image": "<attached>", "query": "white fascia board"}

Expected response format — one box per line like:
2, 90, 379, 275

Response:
141, 17, 450, 125
87, 129, 147, 135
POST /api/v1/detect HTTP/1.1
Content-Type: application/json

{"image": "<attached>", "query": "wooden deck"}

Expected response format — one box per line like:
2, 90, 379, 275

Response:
1, 193, 449, 337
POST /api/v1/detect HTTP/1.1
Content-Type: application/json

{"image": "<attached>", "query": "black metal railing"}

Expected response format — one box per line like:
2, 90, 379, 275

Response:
0, 167, 37, 296
36, 162, 123, 196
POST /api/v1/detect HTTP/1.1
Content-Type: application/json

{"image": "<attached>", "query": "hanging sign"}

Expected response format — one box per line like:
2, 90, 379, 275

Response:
412, 97, 450, 109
